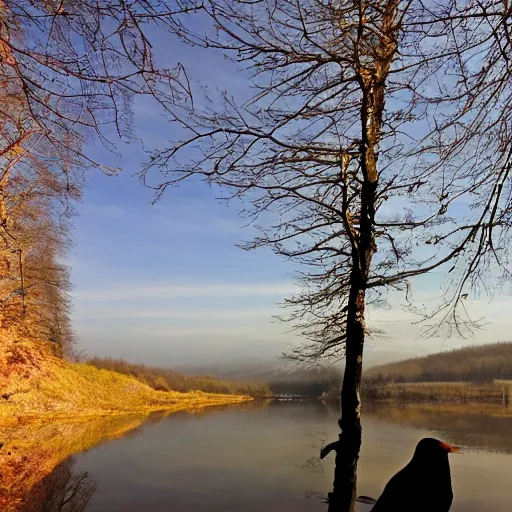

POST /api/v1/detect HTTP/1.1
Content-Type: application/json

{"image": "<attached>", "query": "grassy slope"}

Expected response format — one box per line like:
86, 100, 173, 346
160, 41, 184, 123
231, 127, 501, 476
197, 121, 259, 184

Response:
87, 356, 270, 396
0, 337, 252, 510
0, 336, 251, 423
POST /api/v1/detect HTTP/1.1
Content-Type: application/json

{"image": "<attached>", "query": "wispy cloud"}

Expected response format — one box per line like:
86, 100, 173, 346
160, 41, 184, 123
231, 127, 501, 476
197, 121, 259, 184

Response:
76, 306, 279, 321
73, 281, 297, 302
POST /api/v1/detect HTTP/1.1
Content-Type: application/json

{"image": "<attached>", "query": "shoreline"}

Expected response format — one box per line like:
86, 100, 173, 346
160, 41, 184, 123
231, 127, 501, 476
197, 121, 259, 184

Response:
0, 394, 253, 428
0, 339, 254, 427
318, 396, 512, 417
0, 400, 254, 511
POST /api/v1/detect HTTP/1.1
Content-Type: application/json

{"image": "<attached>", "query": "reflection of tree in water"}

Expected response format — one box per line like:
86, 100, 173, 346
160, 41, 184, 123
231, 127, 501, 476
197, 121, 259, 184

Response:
20, 457, 97, 512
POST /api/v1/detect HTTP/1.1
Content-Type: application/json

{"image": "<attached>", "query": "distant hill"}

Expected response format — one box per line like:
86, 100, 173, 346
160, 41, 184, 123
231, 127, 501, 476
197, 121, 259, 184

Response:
180, 360, 343, 398
267, 365, 342, 397
175, 358, 287, 382
364, 342, 512, 383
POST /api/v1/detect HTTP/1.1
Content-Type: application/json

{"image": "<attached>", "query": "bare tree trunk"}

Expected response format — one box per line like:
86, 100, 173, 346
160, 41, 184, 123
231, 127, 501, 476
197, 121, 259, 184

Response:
141, 0, 512, 506
329, 277, 366, 512
329, 4, 398, 509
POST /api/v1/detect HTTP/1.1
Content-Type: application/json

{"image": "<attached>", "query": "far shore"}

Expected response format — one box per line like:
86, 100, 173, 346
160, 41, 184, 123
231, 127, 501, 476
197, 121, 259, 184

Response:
360, 379, 512, 405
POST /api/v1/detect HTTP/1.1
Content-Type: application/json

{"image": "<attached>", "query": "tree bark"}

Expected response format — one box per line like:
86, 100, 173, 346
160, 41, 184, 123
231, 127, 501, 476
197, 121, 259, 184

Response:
328, 4, 399, 510
328, 276, 366, 512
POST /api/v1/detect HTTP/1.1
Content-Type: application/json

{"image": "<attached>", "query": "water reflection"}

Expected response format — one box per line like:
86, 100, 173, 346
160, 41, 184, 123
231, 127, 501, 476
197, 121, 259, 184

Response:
20, 458, 97, 512
364, 402, 512, 454
0, 414, 151, 511
7, 402, 512, 512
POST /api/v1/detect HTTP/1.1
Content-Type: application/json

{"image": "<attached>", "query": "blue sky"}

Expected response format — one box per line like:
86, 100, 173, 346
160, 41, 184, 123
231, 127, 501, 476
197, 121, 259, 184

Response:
70, 163, 512, 369
68, 20, 512, 371
70, 154, 299, 367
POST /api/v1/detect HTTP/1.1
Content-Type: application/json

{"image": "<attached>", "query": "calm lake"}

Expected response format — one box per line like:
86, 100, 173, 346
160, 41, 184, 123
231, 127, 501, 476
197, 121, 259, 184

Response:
25, 401, 512, 511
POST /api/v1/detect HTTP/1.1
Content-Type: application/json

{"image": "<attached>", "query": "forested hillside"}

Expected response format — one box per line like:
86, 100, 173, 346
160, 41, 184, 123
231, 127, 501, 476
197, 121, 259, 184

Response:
365, 342, 512, 383
0, 45, 78, 356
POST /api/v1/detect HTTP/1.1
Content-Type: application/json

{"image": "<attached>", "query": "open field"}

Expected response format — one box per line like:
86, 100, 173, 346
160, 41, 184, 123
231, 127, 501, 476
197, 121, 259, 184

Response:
361, 380, 512, 405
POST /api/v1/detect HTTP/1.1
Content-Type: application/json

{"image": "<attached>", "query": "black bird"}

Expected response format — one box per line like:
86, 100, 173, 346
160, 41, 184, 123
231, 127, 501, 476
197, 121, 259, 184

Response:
371, 437, 459, 512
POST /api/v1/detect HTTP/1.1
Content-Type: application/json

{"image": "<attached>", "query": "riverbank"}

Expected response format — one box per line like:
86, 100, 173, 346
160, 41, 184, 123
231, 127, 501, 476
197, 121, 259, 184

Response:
0, 336, 252, 425
0, 335, 253, 510
2, 407, 261, 511
0, 414, 149, 511
360, 380, 512, 405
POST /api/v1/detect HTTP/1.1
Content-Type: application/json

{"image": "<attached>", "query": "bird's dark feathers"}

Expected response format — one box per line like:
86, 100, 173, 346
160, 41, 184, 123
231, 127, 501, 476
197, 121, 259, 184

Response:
371, 438, 454, 512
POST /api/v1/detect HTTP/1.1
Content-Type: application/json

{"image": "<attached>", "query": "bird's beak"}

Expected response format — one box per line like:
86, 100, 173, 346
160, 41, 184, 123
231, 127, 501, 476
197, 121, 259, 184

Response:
440, 442, 461, 453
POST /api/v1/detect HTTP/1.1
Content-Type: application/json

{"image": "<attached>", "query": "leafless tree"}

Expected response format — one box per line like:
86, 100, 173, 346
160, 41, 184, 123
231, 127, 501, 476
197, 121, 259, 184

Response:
0, 142, 76, 354
1, 0, 193, 164
0, 72, 78, 352
142, 0, 512, 510
0, 1, 193, 351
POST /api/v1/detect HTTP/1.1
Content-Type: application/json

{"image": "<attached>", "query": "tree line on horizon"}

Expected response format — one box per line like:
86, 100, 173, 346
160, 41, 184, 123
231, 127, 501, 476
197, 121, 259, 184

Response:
268, 365, 342, 398
88, 356, 344, 398
364, 342, 512, 384
87, 357, 271, 397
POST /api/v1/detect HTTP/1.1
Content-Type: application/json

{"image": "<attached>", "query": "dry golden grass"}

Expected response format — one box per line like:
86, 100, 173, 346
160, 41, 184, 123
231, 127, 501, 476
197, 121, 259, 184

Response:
0, 336, 253, 511
1, 361, 250, 422
0, 337, 252, 424
87, 356, 270, 396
